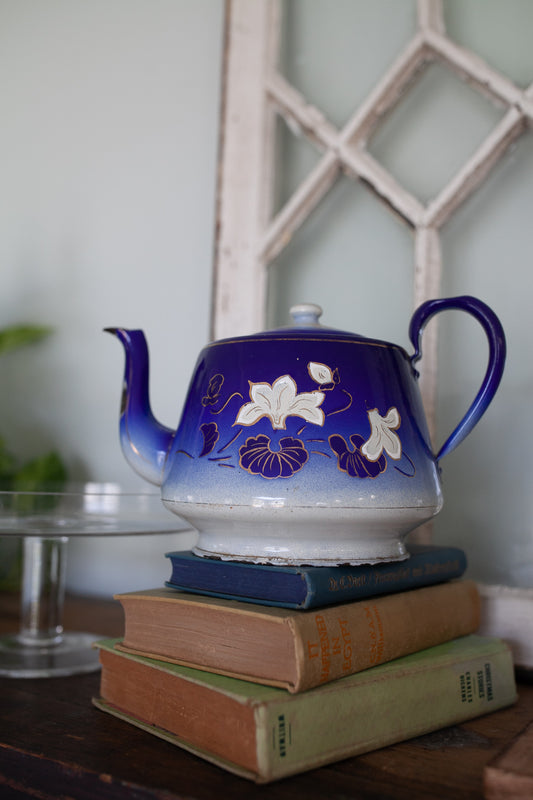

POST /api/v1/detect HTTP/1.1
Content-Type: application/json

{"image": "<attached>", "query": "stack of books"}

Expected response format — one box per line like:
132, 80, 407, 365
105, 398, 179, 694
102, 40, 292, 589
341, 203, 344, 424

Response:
93, 544, 517, 783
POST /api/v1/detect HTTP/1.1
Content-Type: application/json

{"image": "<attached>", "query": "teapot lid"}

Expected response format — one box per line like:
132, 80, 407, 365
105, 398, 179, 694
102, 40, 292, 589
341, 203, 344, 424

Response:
285, 303, 326, 329
227, 303, 397, 348
209, 303, 406, 355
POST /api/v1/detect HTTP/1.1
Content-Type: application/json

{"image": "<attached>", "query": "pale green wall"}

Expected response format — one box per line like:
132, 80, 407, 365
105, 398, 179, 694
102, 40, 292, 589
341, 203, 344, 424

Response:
0, 0, 224, 592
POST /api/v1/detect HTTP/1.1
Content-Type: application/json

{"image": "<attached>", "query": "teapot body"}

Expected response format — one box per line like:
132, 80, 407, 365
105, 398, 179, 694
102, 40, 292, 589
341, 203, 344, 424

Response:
109, 296, 505, 566
161, 331, 442, 563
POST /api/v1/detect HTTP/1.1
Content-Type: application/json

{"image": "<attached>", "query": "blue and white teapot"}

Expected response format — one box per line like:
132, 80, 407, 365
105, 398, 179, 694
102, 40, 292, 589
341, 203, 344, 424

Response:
107, 296, 505, 565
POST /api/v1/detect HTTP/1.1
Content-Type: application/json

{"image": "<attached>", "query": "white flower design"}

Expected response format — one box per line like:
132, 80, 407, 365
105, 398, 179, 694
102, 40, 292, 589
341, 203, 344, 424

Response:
361, 407, 402, 462
235, 375, 325, 430
308, 361, 334, 385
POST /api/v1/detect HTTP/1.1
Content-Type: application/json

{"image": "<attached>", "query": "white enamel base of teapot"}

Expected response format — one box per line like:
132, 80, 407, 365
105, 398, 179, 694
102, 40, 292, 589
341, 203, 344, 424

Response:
163, 499, 440, 565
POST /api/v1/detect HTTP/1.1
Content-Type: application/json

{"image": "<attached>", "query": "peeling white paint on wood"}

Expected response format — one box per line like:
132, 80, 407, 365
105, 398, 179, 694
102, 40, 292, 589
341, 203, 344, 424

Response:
417, 0, 445, 35
212, 0, 280, 340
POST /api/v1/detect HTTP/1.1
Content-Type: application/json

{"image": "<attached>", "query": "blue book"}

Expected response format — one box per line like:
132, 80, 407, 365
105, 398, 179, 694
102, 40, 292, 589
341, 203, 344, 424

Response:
165, 544, 467, 609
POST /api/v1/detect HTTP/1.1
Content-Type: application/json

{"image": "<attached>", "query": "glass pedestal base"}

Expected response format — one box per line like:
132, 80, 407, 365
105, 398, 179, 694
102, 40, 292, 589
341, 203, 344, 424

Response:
0, 631, 100, 678
0, 483, 191, 678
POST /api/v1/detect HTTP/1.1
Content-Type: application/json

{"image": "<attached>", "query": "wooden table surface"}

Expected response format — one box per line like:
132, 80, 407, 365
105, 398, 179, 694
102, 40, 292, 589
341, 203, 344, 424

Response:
1, 591, 532, 800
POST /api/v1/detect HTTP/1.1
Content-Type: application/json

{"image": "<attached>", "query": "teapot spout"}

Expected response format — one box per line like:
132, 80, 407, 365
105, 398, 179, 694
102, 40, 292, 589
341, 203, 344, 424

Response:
106, 327, 175, 487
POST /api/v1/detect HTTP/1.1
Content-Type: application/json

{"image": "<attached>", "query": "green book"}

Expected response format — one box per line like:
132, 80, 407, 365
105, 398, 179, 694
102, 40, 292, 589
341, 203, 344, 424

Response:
93, 635, 517, 784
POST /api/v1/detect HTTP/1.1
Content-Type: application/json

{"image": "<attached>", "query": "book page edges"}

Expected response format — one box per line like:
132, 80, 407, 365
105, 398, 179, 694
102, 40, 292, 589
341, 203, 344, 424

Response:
92, 697, 261, 782
114, 641, 295, 691
96, 639, 282, 701
117, 593, 301, 690
115, 587, 295, 619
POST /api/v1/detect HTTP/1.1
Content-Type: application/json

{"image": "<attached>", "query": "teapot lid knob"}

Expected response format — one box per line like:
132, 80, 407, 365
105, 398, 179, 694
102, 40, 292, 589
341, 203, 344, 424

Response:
289, 303, 323, 328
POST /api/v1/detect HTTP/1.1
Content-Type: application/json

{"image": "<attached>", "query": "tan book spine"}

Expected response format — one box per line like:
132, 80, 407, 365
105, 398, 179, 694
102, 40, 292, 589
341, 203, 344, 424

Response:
288, 579, 481, 692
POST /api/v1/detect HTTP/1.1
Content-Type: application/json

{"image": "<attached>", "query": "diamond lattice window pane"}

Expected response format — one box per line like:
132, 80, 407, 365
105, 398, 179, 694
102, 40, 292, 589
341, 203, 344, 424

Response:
444, 0, 533, 89
272, 112, 323, 217
267, 174, 413, 347
279, 0, 416, 128
367, 61, 505, 205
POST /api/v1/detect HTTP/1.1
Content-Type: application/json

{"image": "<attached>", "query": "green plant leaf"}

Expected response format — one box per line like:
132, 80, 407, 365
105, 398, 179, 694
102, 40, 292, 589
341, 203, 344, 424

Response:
11, 452, 68, 513
0, 325, 53, 355
12, 451, 68, 492
0, 435, 17, 486
0, 326, 69, 524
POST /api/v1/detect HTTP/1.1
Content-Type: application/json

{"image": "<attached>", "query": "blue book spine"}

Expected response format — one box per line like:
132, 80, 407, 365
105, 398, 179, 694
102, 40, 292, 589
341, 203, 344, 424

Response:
165, 545, 467, 609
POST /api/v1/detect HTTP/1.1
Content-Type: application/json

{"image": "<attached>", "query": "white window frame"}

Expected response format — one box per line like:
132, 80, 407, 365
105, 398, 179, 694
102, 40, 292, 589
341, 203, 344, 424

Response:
212, 0, 533, 667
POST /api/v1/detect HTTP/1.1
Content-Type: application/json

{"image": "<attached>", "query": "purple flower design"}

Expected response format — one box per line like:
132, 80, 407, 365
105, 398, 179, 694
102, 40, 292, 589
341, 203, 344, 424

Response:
199, 422, 219, 457
329, 433, 387, 479
239, 434, 309, 479
202, 374, 224, 407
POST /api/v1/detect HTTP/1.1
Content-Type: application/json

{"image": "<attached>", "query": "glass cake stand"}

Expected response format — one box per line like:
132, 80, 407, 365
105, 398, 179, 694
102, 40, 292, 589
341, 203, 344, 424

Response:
0, 483, 191, 678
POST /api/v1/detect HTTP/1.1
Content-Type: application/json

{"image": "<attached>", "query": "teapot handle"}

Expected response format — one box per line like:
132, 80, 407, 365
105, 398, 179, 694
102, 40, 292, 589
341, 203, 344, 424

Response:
408, 295, 506, 462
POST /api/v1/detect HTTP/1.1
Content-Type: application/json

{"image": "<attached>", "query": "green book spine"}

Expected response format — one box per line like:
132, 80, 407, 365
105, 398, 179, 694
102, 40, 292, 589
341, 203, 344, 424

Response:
93, 635, 517, 783
254, 637, 516, 781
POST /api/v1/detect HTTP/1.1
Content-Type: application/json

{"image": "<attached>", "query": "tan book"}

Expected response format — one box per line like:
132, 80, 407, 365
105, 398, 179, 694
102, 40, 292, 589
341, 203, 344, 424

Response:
115, 579, 481, 693
94, 635, 517, 783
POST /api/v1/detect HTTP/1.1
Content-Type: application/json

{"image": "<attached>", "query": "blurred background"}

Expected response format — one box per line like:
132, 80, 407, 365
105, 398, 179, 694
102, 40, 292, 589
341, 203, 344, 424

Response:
0, 0, 531, 596
0, 0, 222, 593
